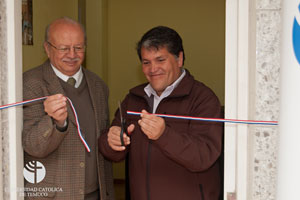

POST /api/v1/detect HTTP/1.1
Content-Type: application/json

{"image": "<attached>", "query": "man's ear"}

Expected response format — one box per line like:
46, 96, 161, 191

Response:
178, 51, 183, 67
43, 42, 50, 58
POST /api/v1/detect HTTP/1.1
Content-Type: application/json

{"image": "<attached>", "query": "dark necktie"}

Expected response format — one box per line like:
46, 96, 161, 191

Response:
67, 77, 76, 87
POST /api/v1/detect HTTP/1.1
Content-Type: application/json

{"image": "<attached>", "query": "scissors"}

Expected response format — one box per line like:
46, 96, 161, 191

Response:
119, 101, 128, 146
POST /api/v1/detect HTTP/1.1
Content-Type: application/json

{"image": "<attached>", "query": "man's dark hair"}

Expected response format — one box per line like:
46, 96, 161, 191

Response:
136, 26, 185, 65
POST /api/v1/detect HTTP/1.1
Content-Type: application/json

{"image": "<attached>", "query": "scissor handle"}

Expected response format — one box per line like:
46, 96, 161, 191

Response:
120, 120, 128, 146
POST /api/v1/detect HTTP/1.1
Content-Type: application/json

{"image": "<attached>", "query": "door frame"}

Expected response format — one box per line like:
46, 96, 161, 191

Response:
224, 0, 255, 199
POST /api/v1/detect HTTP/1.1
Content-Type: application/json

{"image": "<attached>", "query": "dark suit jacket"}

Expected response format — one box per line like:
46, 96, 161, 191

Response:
22, 60, 114, 200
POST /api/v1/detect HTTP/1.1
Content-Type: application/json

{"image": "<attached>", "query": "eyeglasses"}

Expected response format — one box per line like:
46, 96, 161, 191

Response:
47, 41, 86, 54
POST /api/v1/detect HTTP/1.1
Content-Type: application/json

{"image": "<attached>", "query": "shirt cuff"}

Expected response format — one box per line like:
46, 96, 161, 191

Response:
55, 120, 68, 132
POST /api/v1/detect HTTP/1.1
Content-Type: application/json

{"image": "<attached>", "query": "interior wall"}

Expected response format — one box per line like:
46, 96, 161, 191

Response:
22, 0, 78, 72
85, 0, 108, 82
107, 0, 225, 113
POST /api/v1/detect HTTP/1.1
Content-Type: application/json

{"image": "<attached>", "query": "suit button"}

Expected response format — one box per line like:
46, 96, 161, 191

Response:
80, 162, 85, 168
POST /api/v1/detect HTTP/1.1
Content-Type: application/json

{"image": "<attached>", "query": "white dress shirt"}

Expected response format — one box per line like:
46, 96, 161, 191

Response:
51, 64, 83, 88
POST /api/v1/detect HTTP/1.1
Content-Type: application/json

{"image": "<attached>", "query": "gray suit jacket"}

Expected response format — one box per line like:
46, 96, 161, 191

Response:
22, 60, 114, 200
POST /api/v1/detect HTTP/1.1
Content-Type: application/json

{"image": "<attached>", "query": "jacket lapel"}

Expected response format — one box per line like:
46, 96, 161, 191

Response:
83, 69, 100, 136
42, 60, 77, 126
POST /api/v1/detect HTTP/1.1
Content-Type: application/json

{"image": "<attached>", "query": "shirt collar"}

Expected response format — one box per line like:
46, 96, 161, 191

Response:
51, 64, 83, 88
144, 68, 186, 98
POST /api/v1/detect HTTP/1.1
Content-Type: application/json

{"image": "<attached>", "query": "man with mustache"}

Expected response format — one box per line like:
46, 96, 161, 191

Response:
99, 26, 223, 200
22, 17, 114, 200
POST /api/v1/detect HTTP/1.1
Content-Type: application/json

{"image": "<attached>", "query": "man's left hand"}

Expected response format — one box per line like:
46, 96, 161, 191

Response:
138, 109, 165, 140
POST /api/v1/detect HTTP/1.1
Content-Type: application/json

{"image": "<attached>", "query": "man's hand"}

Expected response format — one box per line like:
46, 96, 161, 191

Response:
138, 109, 165, 140
107, 124, 134, 151
44, 94, 68, 127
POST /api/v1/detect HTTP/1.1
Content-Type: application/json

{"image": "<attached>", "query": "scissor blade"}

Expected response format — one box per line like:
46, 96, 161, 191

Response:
119, 101, 126, 146
118, 101, 123, 122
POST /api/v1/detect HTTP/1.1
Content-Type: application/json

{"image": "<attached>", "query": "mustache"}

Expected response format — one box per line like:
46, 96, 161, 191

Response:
62, 58, 80, 62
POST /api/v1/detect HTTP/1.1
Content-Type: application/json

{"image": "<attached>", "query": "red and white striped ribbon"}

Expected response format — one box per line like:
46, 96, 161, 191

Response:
127, 111, 278, 126
0, 96, 91, 152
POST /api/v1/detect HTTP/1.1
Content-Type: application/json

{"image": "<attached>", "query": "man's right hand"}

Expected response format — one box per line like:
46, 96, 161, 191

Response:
107, 124, 134, 151
44, 94, 68, 127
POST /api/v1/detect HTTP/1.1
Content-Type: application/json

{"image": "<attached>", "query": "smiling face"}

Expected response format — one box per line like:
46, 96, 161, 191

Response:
141, 46, 183, 96
44, 20, 85, 76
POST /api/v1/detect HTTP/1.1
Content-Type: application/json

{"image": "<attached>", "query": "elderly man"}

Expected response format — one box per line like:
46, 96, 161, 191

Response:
99, 26, 223, 200
23, 17, 114, 200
